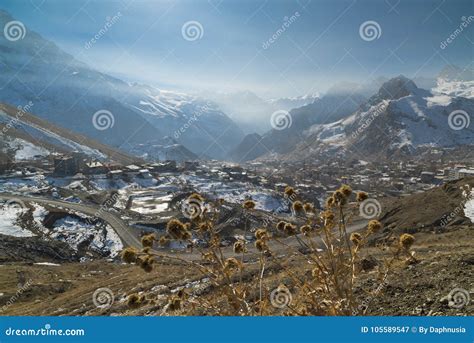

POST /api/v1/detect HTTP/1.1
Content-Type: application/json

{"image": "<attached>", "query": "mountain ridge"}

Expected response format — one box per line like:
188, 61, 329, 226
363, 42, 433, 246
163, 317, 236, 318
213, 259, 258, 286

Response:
286, 75, 474, 161
0, 10, 243, 161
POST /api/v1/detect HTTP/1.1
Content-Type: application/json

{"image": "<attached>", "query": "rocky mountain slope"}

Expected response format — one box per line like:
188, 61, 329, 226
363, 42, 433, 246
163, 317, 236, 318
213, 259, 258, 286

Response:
284, 75, 474, 161
231, 89, 366, 161
0, 103, 140, 165
0, 10, 242, 160
378, 177, 474, 233
229, 133, 271, 162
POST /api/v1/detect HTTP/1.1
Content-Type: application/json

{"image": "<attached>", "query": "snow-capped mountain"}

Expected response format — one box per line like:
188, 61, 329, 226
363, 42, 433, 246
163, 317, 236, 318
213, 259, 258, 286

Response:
433, 65, 474, 100
432, 78, 474, 101
0, 10, 243, 161
230, 89, 366, 161
288, 75, 474, 160
0, 11, 158, 148
266, 94, 319, 111
123, 84, 244, 159
205, 91, 318, 134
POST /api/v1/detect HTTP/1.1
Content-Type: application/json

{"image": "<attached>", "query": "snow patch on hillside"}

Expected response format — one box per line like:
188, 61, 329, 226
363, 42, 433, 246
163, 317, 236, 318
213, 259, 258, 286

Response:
433, 79, 474, 99
465, 191, 474, 223
10, 139, 50, 161
180, 175, 286, 212
50, 216, 123, 257
0, 206, 35, 237
0, 110, 106, 159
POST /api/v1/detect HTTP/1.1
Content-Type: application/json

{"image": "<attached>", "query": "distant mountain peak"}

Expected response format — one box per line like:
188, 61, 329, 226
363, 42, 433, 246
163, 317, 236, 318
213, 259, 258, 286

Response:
377, 75, 418, 101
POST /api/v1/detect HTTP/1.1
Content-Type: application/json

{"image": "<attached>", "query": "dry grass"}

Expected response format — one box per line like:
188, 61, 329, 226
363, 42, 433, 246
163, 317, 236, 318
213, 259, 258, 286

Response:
2, 183, 471, 316
120, 185, 419, 316
0, 225, 471, 316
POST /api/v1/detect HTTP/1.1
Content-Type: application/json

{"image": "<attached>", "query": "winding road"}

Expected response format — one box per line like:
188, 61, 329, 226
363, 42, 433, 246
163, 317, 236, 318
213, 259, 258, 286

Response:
0, 193, 142, 249
0, 193, 369, 262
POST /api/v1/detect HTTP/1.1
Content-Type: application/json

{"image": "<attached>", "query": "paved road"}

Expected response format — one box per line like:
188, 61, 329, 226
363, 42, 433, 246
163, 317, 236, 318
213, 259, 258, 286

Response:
0, 193, 368, 262
0, 193, 142, 249
232, 220, 368, 259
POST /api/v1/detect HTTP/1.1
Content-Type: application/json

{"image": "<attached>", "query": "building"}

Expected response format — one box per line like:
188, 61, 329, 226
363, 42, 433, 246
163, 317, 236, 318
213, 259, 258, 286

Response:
223, 165, 244, 174
458, 168, 474, 178
183, 161, 199, 171
107, 170, 123, 180
84, 161, 107, 175
125, 164, 141, 178
275, 183, 288, 192
446, 167, 474, 181
138, 169, 153, 179
420, 171, 435, 183
0, 152, 12, 173
150, 161, 177, 172
54, 156, 80, 176
71, 151, 86, 170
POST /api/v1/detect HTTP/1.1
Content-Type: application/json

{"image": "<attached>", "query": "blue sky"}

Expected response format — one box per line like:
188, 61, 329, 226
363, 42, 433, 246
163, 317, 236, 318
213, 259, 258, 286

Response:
1, 0, 473, 97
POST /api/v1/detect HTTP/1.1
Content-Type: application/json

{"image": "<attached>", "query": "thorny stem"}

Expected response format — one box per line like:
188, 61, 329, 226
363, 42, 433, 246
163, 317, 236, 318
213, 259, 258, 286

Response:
240, 215, 249, 284
258, 252, 265, 315
339, 205, 353, 261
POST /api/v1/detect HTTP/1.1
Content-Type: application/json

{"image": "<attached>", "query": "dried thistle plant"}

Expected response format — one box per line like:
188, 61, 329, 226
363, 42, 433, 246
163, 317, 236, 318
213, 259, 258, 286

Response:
120, 186, 417, 316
